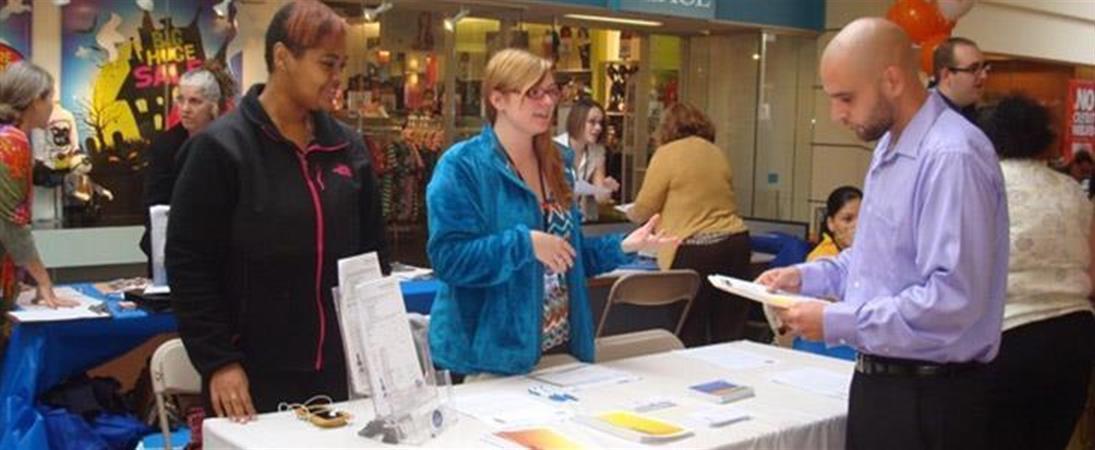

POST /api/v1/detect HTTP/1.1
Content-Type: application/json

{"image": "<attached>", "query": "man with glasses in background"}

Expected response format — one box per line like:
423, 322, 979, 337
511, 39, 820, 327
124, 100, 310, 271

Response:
932, 37, 990, 122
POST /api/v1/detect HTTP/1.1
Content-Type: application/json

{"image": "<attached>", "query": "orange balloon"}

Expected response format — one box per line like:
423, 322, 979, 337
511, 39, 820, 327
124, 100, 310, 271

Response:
919, 33, 948, 74
886, 0, 950, 44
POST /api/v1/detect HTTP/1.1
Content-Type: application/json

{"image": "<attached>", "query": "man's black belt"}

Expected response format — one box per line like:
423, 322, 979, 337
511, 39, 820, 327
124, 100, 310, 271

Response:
855, 353, 984, 377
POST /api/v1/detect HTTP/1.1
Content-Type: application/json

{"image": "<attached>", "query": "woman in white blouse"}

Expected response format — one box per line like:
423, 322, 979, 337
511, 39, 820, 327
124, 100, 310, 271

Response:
979, 94, 1095, 450
555, 98, 618, 221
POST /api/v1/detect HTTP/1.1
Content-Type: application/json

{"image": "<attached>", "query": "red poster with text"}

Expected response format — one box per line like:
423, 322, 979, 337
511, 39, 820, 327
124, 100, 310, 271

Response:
1065, 79, 1095, 161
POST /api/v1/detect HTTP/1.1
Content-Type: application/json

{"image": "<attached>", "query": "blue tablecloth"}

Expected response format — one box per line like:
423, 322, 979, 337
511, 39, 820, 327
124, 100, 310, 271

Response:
0, 280, 440, 450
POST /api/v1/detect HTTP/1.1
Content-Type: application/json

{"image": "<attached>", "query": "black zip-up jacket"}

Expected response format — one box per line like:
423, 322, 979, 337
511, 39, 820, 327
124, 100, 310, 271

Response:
166, 84, 388, 378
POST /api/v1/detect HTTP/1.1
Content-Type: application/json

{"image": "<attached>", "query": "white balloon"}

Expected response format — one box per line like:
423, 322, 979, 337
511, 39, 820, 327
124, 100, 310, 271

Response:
937, 0, 975, 22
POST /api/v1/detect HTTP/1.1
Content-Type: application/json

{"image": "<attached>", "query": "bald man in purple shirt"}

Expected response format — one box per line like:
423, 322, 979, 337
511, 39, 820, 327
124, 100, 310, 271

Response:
758, 18, 1008, 450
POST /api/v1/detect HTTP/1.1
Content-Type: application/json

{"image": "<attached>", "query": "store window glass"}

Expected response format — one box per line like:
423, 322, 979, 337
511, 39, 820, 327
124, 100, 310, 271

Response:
336, 8, 451, 266
453, 17, 500, 137
753, 33, 817, 222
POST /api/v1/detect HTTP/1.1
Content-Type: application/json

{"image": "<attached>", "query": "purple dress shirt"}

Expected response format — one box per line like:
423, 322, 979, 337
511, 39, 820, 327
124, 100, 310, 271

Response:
799, 91, 1008, 363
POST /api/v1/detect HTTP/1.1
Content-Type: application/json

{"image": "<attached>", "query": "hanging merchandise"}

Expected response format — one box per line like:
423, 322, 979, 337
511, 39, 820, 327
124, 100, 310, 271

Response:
557, 26, 573, 67
577, 28, 592, 70
380, 114, 444, 225
413, 12, 435, 50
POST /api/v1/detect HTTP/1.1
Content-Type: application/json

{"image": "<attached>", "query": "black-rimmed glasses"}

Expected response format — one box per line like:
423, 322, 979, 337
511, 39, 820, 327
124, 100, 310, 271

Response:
948, 62, 991, 75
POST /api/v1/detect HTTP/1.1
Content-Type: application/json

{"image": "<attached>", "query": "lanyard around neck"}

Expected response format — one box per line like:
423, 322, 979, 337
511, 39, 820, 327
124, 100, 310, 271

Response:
500, 146, 552, 210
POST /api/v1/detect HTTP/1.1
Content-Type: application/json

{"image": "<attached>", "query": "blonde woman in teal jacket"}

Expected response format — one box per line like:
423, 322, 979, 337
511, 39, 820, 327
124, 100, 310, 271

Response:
426, 49, 674, 376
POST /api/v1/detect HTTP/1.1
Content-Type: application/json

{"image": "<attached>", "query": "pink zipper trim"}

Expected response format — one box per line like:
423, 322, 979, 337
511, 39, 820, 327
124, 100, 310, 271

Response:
315, 167, 326, 191
294, 152, 328, 371
258, 122, 349, 371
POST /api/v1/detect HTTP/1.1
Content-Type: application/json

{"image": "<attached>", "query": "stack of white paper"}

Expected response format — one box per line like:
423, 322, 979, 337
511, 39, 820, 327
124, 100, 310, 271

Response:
688, 405, 751, 427
10, 287, 109, 322
769, 368, 852, 399
388, 262, 433, 282
450, 393, 572, 428
530, 363, 639, 390
676, 345, 780, 371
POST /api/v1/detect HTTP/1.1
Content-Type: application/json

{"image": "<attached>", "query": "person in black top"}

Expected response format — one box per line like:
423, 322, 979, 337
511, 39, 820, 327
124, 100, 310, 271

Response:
166, 0, 388, 422
139, 62, 236, 264
931, 37, 989, 123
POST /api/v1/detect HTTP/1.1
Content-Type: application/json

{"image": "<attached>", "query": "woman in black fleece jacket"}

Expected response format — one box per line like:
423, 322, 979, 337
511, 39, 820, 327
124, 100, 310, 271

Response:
166, 0, 387, 422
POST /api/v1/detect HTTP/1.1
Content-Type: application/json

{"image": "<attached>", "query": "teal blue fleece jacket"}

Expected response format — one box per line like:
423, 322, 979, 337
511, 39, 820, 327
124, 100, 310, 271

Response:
426, 125, 633, 375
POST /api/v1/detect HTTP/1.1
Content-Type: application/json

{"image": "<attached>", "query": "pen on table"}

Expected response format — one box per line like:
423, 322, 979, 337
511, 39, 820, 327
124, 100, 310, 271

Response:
528, 385, 577, 402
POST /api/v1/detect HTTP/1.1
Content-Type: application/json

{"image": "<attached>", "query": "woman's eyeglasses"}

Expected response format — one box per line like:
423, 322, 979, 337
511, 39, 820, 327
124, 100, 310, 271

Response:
522, 86, 562, 102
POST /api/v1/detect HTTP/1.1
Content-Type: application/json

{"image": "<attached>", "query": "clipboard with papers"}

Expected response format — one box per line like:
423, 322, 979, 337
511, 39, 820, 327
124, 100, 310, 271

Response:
707, 274, 824, 309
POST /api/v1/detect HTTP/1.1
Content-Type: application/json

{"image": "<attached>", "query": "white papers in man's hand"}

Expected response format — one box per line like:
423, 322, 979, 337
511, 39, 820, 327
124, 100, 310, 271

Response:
574, 179, 612, 197
769, 368, 852, 399
451, 393, 571, 428
675, 345, 780, 371
529, 363, 639, 389
707, 274, 823, 309
614, 203, 634, 215
10, 287, 109, 322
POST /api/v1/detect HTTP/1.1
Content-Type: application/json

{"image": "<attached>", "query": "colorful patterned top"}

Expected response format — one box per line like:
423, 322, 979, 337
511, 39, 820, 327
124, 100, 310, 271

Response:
0, 125, 33, 227
541, 201, 573, 352
0, 124, 35, 345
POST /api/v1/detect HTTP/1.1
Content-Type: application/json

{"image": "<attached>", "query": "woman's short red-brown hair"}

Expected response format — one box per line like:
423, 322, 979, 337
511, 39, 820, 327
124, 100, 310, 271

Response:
264, 0, 347, 73
656, 102, 716, 146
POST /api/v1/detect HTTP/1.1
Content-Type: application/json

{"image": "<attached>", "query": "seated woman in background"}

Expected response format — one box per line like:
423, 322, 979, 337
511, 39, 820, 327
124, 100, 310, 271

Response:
978, 94, 1095, 450
554, 97, 618, 222
427, 49, 675, 378
806, 186, 862, 261
627, 103, 750, 347
769, 185, 862, 354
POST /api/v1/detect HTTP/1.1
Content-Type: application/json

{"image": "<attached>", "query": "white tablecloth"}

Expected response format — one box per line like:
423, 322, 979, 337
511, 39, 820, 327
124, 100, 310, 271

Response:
204, 341, 852, 449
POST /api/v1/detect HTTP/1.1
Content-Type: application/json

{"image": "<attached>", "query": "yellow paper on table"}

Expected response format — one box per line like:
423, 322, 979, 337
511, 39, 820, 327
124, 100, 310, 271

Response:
577, 410, 693, 443
492, 428, 590, 450
599, 411, 682, 435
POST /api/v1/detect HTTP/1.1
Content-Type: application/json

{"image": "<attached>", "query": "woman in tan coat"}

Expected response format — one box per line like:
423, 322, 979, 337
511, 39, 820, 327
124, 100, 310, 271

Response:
628, 103, 750, 346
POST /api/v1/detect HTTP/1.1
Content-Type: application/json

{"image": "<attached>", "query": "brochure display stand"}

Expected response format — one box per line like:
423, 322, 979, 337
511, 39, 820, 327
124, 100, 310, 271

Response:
334, 253, 456, 445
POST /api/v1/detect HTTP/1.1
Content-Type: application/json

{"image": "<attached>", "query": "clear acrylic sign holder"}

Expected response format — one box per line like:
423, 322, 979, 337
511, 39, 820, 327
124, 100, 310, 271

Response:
332, 287, 456, 445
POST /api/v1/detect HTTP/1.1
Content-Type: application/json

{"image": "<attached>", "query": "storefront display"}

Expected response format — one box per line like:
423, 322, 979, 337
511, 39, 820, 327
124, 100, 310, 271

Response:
53, 0, 241, 227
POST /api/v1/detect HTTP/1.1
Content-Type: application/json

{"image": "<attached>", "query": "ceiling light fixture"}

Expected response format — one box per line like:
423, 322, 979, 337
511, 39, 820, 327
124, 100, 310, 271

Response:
362, 1, 392, 23
213, 0, 232, 18
444, 7, 470, 32
563, 14, 662, 27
